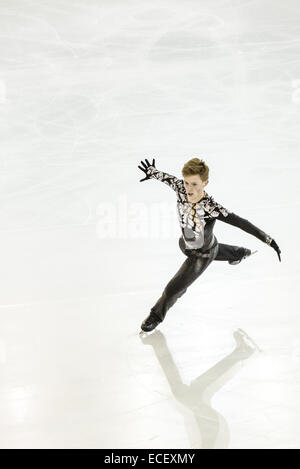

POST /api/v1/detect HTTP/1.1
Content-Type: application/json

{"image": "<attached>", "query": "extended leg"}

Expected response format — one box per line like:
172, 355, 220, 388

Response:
141, 245, 219, 331
214, 243, 247, 262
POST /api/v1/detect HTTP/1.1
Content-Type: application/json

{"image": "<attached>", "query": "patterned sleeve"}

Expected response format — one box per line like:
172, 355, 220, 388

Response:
206, 197, 273, 245
145, 165, 185, 193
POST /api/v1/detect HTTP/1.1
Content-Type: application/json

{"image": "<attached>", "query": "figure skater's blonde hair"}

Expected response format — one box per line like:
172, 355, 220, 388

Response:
182, 158, 209, 182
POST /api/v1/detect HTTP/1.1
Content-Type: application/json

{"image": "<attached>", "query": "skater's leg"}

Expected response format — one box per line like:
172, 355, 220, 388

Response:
214, 243, 247, 262
150, 244, 218, 323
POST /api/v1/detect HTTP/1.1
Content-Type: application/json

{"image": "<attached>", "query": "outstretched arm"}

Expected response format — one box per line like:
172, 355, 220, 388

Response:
218, 211, 272, 245
138, 158, 184, 193
206, 197, 281, 261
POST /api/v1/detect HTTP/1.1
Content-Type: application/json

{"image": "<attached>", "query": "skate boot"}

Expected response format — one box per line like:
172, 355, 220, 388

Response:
228, 248, 257, 265
140, 312, 161, 333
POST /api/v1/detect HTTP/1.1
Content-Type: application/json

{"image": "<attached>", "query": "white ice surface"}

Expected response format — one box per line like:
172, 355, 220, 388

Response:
0, 0, 299, 449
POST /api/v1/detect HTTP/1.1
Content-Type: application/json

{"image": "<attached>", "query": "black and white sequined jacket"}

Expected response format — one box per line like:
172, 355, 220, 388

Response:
145, 165, 273, 252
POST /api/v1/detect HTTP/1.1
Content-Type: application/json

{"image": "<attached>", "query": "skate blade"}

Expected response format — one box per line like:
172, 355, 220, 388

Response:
139, 329, 154, 336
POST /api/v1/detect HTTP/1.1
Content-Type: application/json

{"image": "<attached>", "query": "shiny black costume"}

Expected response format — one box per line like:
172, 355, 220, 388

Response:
138, 160, 280, 330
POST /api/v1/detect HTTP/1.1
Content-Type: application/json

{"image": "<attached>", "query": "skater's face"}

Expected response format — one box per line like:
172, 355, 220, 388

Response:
183, 174, 208, 203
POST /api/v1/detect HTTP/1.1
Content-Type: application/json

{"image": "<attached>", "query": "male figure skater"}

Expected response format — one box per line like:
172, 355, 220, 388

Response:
138, 157, 281, 333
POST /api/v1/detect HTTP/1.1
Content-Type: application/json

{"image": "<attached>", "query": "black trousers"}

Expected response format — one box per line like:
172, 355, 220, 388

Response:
150, 237, 247, 322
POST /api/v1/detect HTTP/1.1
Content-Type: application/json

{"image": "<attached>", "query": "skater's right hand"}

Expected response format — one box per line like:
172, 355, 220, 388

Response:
270, 239, 281, 262
138, 158, 156, 182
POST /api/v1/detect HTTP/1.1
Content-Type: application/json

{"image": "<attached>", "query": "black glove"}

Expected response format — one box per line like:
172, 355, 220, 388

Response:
270, 239, 281, 262
138, 158, 156, 182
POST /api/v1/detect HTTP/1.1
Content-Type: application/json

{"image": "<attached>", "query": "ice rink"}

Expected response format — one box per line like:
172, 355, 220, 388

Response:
0, 0, 299, 449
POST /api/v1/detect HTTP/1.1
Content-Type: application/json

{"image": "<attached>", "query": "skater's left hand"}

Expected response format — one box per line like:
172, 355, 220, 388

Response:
270, 239, 281, 262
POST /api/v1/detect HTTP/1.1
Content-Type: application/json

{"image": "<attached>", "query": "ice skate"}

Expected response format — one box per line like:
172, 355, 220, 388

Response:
140, 312, 161, 333
228, 248, 258, 265
139, 329, 162, 343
